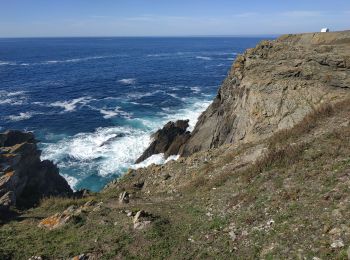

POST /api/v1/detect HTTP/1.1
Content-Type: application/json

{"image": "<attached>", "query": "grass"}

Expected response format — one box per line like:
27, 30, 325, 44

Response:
1, 98, 350, 259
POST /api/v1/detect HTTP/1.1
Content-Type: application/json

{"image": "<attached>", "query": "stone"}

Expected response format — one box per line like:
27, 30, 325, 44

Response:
134, 220, 151, 230
135, 120, 190, 163
331, 239, 344, 248
229, 231, 237, 241
118, 191, 129, 204
0, 191, 16, 212
133, 210, 146, 223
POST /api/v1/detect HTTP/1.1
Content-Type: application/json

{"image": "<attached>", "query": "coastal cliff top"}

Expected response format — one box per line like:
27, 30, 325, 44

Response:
1, 31, 350, 259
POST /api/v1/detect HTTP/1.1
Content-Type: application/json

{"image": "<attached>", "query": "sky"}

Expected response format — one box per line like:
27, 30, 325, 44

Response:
0, 0, 349, 37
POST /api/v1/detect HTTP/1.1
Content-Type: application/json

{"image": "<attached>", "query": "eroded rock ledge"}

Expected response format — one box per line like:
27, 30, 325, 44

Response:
135, 120, 190, 163
0, 130, 72, 213
180, 31, 350, 155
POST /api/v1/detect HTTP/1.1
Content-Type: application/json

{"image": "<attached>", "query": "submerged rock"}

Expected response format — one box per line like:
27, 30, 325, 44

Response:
135, 120, 190, 163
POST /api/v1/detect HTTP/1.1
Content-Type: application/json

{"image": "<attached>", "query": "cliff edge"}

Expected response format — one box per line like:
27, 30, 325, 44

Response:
181, 31, 350, 155
0, 130, 72, 213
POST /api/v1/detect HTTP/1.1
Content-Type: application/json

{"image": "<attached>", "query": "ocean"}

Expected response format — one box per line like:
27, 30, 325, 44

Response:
0, 37, 267, 191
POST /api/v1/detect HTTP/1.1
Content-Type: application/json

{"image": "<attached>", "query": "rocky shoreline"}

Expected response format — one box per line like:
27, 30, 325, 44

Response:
0, 130, 72, 215
1, 31, 350, 259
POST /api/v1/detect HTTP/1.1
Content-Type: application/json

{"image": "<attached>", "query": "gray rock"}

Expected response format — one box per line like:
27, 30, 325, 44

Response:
135, 120, 190, 163
180, 32, 350, 156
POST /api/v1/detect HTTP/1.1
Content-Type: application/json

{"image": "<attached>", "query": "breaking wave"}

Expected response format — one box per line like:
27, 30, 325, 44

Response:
118, 78, 136, 85
50, 97, 93, 112
41, 98, 211, 190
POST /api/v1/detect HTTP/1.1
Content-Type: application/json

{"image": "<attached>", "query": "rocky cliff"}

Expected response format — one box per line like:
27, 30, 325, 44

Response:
1, 31, 350, 259
181, 31, 350, 155
0, 130, 72, 213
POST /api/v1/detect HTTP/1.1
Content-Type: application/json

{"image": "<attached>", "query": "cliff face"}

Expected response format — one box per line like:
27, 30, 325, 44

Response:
181, 31, 350, 155
0, 130, 72, 212
2, 31, 350, 259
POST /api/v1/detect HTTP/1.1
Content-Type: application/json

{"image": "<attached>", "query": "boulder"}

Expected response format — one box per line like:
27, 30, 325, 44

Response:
135, 120, 190, 163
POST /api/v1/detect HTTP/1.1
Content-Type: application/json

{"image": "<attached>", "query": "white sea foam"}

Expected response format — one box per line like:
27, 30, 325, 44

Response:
164, 99, 212, 131
99, 106, 132, 119
118, 78, 136, 85
7, 112, 34, 122
51, 96, 92, 112
43, 55, 115, 65
41, 126, 152, 179
0, 90, 27, 105
196, 56, 212, 61
126, 90, 163, 100
62, 174, 79, 190
190, 86, 201, 93
0, 61, 16, 66
42, 96, 212, 189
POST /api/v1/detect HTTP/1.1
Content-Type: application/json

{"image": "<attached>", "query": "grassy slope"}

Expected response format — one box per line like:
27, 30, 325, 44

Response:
1, 99, 350, 260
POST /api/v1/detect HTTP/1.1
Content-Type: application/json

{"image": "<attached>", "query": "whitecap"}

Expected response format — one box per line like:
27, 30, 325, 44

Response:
164, 99, 212, 131
99, 106, 132, 119
0, 61, 16, 66
41, 126, 152, 179
42, 55, 116, 65
118, 78, 136, 85
50, 96, 92, 112
62, 174, 79, 190
41, 96, 213, 189
7, 112, 33, 122
190, 86, 201, 93
196, 56, 212, 61
0, 90, 27, 105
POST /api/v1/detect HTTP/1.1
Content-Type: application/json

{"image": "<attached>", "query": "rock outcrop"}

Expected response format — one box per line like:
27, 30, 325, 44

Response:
181, 31, 350, 155
135, 120, 190, 163
0, 130, 72, 212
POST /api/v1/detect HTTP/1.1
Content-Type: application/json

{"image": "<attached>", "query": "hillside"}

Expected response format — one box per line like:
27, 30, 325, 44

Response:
1, 31, 350, 259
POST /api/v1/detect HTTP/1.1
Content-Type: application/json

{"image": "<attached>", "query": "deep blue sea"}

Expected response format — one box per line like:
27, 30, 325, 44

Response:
0, 37, 267, 191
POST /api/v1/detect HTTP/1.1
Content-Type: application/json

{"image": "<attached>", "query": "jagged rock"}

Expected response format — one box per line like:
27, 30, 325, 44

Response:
0, 191, 15, 212
118, 191, 129, 204
0, 130, 36, 147
133, 210, 152, 230
73, 189, 92, 199
0, 130, 72, 210
181, 31, 350, 156
38, 202, 94, 230
135, 120, 190, 163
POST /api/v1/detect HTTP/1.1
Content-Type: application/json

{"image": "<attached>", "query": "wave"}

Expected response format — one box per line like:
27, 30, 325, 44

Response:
50, 96, 93, 112
0, 90, 27, 105
118, 78, 136, 85
0, 61, 16, 66
41, 126, 152, 189
190, 86, 201, 93
99, 106, 133, 119
196, 56, 212, 61
42, 55, 118, 65
7, 112, 34, 122
41, 97, 212, 190
132, 154, 179, 169
126, 90, 163, 100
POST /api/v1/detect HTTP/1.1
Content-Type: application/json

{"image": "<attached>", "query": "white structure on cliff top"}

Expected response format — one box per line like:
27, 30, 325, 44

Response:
321, 28, 330, 32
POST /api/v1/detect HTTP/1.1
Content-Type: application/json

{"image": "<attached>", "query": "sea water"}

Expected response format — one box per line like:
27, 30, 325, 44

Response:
0, 37, 267, 191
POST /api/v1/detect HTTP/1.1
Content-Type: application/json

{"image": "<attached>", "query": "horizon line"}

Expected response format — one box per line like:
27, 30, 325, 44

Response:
0, 34, 281, 39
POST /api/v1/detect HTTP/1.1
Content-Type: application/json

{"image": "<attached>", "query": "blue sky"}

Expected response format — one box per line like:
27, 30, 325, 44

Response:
0, 0, 349, 37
